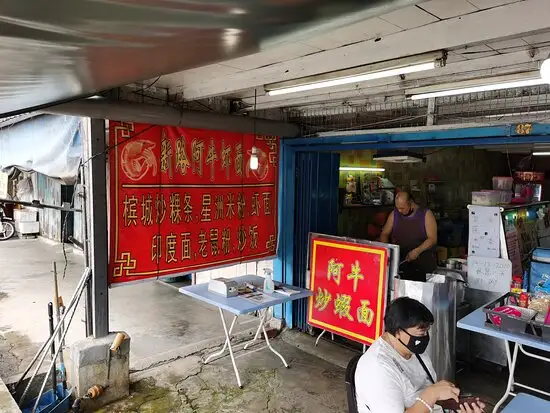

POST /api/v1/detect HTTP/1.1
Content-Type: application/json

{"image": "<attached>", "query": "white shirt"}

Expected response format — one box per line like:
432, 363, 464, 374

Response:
355, 336, 443, 413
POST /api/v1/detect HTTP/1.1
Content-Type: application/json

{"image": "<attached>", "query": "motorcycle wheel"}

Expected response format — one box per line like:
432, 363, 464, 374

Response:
0, 221, 15, 240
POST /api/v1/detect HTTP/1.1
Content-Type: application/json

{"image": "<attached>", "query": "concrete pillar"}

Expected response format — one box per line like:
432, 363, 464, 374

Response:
67, 332, 130, 410
83, 118, 109, 338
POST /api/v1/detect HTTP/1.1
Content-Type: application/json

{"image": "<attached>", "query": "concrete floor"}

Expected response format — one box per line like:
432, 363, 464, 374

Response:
98, 338, 348, 413
0, 238, 258, 380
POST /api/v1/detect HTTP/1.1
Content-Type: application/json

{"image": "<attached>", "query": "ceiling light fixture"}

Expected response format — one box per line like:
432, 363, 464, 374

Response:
408, 72, 545, 100
250, 89, 259, 171
339, 166, 385, 172
265, 52, 445, 97
533, 152, 550, 156
373, 151, 425, 164
540, 58, 550, 83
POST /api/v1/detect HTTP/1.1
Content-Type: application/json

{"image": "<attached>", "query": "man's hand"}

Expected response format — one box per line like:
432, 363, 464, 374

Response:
460, 399, 485, 413
405, 248, 421, 262
422, 380, 460, 405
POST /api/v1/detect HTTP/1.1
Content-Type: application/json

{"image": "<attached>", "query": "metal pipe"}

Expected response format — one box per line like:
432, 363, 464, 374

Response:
59, 306, 67, 390
47, 303, 57, 400
32, 278, 88, 413
41, 99, 301, 137
52, 262, 67, 381
19, 274, 89, 407
16, 267, 89, 390
80, 166, 93, 337
16, 268, 90, 402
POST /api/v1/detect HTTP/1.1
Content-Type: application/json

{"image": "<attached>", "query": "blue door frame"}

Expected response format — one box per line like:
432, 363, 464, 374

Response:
274, 123, 550, 327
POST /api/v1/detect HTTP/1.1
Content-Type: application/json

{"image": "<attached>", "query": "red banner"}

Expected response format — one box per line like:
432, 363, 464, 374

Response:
308, 236, 389, 345
108, 121, 279, 285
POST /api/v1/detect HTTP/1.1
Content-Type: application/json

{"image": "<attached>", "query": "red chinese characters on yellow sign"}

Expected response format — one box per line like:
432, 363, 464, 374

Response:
308, 237, 389, 345
109, 121, 279, 285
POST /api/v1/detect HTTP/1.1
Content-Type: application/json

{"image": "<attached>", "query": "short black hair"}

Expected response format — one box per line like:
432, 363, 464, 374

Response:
384, 297, 434, 335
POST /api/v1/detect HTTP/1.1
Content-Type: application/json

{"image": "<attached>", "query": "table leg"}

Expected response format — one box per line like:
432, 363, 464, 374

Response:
315, 329, 327, 347
493, 341, 519, 413
217, 308, 242, 387
203, 312, 238, 365
261, 322, 289, 368
244, 310, 267, 350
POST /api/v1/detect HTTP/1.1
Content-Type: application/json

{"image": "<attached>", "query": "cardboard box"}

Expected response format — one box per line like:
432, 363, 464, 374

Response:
16, 221, 39, 234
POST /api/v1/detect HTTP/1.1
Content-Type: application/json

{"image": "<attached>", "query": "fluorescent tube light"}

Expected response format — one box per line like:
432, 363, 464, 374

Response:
268, 63, 435, 96
483, 110, 550, 119
409, 74, 546, 100
533, 152, 550, 156
339, 167, 385, 172
250, 146, 259, 170
265, 52, 445, 97
541, 58, 550, 83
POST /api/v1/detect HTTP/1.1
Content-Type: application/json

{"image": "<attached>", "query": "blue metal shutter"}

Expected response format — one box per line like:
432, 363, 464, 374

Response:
293, 151, 340, 331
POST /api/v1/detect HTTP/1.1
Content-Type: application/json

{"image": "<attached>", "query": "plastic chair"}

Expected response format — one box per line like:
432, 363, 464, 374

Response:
345, 354, 362, 413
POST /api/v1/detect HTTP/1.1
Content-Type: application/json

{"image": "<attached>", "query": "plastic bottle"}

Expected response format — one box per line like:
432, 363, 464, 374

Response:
263, 268, 274, 294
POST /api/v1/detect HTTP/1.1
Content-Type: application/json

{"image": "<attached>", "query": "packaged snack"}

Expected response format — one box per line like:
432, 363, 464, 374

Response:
528, 292, 550, 313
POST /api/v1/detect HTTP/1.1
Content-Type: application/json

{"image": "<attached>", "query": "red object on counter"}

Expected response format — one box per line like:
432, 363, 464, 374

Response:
490, 306, 522, 326
519, 292, 529, 308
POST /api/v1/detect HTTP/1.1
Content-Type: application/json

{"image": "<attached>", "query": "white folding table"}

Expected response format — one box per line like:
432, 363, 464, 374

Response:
458, 308, 550, 412
179, 275, 312, 388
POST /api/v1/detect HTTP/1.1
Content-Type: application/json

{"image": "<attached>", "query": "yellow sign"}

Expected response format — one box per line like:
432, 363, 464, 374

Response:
515, 123, 533, 135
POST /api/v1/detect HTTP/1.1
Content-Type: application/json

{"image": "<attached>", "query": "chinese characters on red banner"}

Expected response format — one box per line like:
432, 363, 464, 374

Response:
109, 121, 279, 285
308, 236, 389, 345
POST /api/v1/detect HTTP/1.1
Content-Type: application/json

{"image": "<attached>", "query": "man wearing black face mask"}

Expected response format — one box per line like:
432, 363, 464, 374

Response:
380, 190, 438, 282
355, 298, 485, 413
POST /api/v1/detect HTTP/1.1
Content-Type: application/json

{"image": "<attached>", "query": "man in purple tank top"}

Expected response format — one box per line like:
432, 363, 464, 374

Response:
380, 190, 438, 282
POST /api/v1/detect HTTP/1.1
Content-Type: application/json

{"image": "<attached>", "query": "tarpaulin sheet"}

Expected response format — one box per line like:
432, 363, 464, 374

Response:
0, 114, 81, 183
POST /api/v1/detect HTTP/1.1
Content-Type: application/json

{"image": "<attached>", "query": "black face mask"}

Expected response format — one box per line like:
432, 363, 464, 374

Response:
398, 330, 430, 355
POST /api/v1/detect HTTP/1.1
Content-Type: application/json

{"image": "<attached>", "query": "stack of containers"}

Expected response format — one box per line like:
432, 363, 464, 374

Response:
471, 176, 513, 206
13, 207, 39, 236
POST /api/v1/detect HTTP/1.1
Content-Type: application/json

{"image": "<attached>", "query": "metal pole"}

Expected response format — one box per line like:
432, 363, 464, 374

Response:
32, 280, 89, 413
52, 261, 68, 391
86, 118, 109, 338
80, 167, 93, 337
47, 303, 57, 400
426, 98, 437, 126
18, 268, 90, 405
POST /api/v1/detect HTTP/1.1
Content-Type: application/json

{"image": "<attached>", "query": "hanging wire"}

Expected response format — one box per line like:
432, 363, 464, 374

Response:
253, 89, 257, 148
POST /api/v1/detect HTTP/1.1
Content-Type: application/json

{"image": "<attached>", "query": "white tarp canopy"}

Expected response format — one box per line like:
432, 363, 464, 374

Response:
0, 114, 82, 183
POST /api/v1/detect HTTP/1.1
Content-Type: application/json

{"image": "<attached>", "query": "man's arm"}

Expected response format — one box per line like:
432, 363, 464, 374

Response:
421, 210, 438, 252
380, 211, 394, 243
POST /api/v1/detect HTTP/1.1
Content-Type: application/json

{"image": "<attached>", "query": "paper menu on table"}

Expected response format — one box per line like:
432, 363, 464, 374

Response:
505, 230, 523, 276
241, 291, 278, 305
467, 256, 512, 293
468, 205, 501, 258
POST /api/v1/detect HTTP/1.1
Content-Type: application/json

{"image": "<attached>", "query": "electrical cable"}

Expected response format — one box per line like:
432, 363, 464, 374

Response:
59, 123, 156, 279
